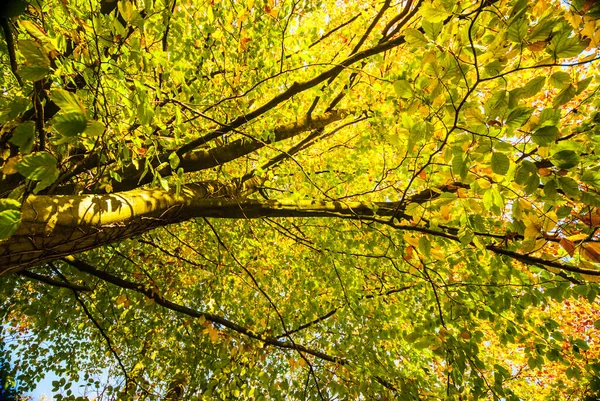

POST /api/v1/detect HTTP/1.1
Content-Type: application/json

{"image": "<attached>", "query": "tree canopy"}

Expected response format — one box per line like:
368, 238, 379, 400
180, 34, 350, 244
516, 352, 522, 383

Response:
1, 0, 600, 399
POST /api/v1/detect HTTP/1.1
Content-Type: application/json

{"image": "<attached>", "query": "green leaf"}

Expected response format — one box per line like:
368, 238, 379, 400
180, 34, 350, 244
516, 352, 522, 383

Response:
546, 28, 589, 59
118, 0, 135, 22
544, 179, 558, 198
520, 76, 546, 98
582, 191, 600, 207
549, 71, 571, 89
418, 236, 431, 258
452, 154, 469, 180
422, 20, 443, 40
484, 60, 505, 77
551, 150, 579, 169
393, 80, 413, 99
576, 76, 593, 95
53, 113, 87, 137
505, 107, 534, 128
581, 171, 600, 190
19, 66, 51, 81
9, 121, 35, 153
84, 120, 106, 136
485, 90, 507, 117
50, 89, 86, 114
169, 152, 180, 170
515, 161, 536, 184
458, 226, 474, 245
507, 17, 528, 43
491, 153, 510, 175
553, 84, 577, 107
18, 40, 50, 67
0, 199, 21, 240
539, 108, 561, 127
558, 176, 580, 197
531, 126, 558, 146
15, 151, 60, 193
404, 28, 429, 47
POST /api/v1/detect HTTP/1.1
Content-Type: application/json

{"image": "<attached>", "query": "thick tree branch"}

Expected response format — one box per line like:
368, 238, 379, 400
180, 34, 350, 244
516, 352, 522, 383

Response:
18, 270, 91, 291
4, 180, 592, 279
0, 17, 22, 86
109, 110, 348, 192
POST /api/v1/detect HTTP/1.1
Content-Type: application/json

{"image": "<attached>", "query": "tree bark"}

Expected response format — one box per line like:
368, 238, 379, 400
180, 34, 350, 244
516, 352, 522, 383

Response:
0, 182, 405, 276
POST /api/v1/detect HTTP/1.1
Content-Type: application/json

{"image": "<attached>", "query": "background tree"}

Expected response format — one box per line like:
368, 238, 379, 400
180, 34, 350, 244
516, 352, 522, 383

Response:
1, 0, 600, 399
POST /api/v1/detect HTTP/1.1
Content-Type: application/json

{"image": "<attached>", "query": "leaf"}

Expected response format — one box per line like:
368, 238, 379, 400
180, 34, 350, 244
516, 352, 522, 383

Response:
515, 161, 536, 185
531, 126, 558, 146
507, 16, 528, 43
18, 40, 50, 67
19, 66, 51, 81
84, 120, 106, 136
169, 152, 180, 170
549, 71, 572, 89
15, 152, 60, 193
520, 76, 546, 98
422, 20, 443, 40
553, 84, 577, 107
546, 29, 590, 59
559, 238, 576, 256
581, 170, 600, 190
50, 89, 86, 114
505, 107, 534, 128
582, 243, 600, 262
393, 80, 413, 98
558, 176, 580, 197
118, 0, 135, 22
53, 113, 88, 137
551, 150, 579, 169
404, 28, 429, 47
418, 235, 431, 258
576, 76, 593, 95
0, 199, 21, 240
9, 121, 35, 153
491, 153, 510, 175
420, 2, 450, 23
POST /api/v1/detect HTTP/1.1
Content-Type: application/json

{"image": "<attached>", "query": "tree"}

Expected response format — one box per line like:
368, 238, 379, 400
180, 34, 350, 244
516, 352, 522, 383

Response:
1, 0, 600, 398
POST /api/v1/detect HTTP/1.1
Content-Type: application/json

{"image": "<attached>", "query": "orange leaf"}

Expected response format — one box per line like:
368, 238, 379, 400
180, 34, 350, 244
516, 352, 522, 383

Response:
583, 0, 596, 12
582, 243, 600, 263
527, 41, 546, 52
538, 167, 552, 177
560, 238, 576, 256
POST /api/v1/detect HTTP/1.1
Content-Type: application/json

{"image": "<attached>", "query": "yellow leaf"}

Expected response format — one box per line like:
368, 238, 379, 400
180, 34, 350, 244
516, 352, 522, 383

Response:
205, 324, 220, 342
543, 211, 557, 232
524, 223, 540, 240
116, 293, 127, 307
404, 234, 420, 247
440, 205, 451, 220
2, 156, 20, 175
568, 233, 588, 241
